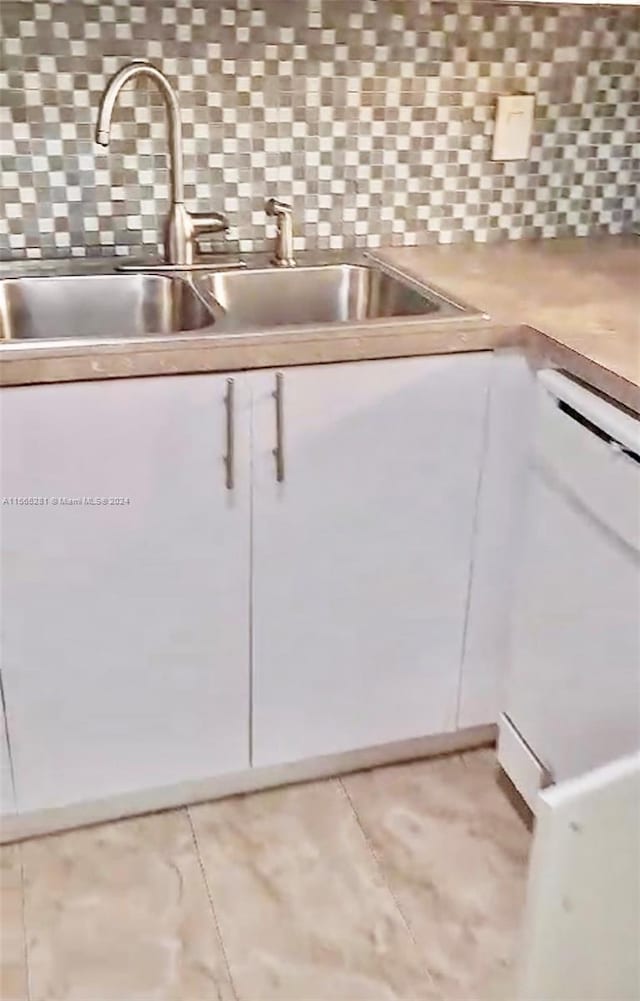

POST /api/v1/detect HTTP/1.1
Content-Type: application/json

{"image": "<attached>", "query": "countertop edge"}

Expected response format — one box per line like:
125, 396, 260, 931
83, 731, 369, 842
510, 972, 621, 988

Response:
0, 318, 514, 385
3, 321, 637, 414
526, 325, 640, 415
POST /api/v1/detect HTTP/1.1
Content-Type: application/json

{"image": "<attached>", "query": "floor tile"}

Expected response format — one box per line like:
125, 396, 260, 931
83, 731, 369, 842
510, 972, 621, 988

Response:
0, 842, 28, 1001
342, 750, 532, 1001
461, 747, 534, 833
21, 808, 235, 1001
190, 779, 437, 1001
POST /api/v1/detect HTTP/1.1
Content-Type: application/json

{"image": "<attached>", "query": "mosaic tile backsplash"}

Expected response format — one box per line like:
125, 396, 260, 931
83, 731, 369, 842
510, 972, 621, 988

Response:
0, 0, 638, 260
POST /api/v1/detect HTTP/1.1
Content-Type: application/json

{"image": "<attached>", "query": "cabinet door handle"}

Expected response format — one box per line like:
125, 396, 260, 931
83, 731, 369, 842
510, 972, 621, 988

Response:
273, 372, 285, 482
224, 377, 235, 490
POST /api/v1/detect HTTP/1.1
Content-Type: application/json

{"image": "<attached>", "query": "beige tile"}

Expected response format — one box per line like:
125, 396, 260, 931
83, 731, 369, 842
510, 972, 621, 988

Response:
342, 750, 532, 1001
190, 779, 437, 1001
22, 809, 235, 1001
1, 843, 28, 1001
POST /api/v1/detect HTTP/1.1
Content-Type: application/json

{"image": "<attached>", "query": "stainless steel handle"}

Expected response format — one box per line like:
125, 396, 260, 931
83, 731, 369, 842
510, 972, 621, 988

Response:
224, 377, 235, 490
273, 372, 285, 482
189, 210, 229, 236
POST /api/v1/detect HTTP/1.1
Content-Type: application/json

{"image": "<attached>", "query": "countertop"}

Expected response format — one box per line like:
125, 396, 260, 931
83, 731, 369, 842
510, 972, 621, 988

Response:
1, 235, 638, 411
378, 234, 640, 411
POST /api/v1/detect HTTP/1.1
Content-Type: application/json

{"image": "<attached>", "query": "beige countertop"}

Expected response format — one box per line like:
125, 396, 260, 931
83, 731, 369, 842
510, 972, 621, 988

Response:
378, 234, 640, 410
1, 235, 638, 411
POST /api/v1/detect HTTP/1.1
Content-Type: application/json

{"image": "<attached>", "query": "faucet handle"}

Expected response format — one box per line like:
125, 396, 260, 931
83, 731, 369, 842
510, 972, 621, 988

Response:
184, 210, 229, 261
188, 211, 229, 237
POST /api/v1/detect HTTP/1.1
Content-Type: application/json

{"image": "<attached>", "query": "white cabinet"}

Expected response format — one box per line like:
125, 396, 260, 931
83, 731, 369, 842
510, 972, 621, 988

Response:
250, 355, 492, 767
501, 371, 640, 791
0, 374, 251, 813
0, 351, 501, 827
458, 351, 536, 727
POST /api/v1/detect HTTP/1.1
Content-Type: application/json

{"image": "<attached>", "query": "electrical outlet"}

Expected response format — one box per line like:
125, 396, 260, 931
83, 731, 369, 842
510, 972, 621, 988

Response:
492, 94, 535, 161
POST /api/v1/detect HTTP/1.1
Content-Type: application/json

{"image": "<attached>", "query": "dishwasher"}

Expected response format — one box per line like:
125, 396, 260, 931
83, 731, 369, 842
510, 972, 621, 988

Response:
498, 369, 640, 809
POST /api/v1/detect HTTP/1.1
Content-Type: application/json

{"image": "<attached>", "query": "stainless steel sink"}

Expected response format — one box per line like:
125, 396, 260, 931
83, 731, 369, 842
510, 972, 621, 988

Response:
0, 258, 480, 347
0, 274, 215, 340
197, 263, 466, 330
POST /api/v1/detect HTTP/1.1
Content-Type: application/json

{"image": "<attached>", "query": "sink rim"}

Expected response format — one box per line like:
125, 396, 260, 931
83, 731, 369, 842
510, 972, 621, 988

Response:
0, 252, 487, 349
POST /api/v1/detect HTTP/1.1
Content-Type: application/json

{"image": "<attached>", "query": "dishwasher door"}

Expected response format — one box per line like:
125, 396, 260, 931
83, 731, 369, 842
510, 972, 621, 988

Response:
500, 370, 640, 804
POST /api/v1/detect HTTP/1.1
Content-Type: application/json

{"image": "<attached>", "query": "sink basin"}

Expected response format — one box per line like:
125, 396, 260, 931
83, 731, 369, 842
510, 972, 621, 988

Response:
197, 263, 466, 329
0, 261, 477, 346
0, 274, 214, 340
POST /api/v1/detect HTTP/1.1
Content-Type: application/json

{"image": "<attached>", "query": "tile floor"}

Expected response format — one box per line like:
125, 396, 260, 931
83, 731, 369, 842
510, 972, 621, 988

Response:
1, 747, 532, 1001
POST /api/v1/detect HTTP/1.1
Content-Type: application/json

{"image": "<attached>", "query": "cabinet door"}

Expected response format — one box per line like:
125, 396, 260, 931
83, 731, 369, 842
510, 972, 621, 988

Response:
505, 377, 640, 783
251, 355, 491, 767
505, 472, 640, 784
458, 351, 536, 727
518, 754, 640, 1001
0, 374, 251, 813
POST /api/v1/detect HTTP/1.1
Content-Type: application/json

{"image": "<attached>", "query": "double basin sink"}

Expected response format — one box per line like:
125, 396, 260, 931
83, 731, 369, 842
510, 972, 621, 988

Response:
0, 260, 479, 343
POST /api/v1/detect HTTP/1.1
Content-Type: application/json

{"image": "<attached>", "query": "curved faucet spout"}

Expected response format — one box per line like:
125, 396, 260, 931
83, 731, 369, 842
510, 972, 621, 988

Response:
95, 60, 184, 205
95, 60, 228, 266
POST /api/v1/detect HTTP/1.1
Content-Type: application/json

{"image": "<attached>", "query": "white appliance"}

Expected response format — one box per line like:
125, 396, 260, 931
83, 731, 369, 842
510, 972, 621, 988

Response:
499, 369, 640, 809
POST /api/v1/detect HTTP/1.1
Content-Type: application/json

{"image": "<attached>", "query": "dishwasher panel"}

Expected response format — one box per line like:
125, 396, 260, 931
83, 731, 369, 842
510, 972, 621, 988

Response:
535, 370, 640, 551
501, 371, 640, 796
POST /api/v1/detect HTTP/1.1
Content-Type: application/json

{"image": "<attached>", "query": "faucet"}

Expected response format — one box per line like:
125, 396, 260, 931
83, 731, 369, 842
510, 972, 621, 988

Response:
266, 198, 295, 267
96, 60, 228, 266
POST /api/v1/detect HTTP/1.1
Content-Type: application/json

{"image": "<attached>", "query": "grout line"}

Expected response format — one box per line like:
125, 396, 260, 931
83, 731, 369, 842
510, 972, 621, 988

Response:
17, 841, 32, 1001
336, 777, 438, 995
186, 806, 241, 1001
